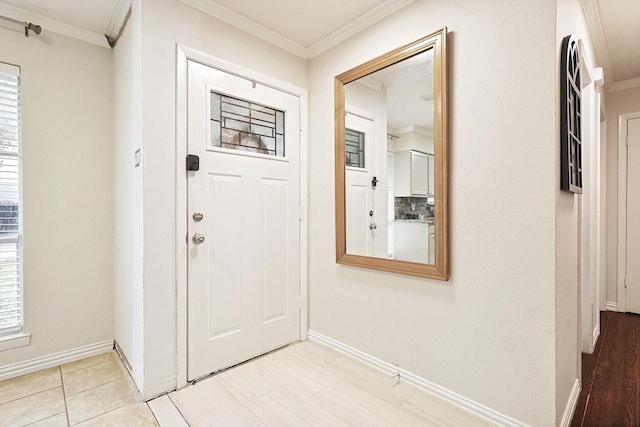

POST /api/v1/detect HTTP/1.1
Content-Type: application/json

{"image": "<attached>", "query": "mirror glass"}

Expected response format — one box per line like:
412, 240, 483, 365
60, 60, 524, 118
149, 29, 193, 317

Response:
335, 29, 448, 280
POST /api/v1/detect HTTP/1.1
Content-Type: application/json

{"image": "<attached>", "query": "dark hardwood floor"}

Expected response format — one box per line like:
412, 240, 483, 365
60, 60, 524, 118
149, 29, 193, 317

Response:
571, 311, 640, 427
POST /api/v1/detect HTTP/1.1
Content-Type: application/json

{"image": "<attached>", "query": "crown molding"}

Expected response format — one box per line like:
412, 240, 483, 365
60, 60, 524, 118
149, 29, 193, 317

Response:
390, 125, 433, 138
353, 76, 383, 92
580, 0, 613, 90
179, 0, 413, 60
0, 1, 109, 48
105, 0, 132, 47
307, 0, 414, 59
608, 77, 640, 92
179, 0, 308, 58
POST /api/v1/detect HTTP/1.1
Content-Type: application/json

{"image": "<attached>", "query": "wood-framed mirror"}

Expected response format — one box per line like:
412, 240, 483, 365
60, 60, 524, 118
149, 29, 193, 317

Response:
335, 28, 448, 280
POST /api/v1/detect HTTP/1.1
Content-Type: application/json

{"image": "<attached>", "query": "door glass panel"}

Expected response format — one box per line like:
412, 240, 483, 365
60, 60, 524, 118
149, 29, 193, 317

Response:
345, 128, 365, 168
210, 91, 285, 157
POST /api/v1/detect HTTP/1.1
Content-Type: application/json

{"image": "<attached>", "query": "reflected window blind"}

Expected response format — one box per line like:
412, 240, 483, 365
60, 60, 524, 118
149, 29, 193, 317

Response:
0, 62, 22, 336
386, 152, 394, 258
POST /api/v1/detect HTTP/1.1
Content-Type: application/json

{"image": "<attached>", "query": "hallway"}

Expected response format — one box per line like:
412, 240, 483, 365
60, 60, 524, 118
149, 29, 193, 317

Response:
572, 311, 640, 426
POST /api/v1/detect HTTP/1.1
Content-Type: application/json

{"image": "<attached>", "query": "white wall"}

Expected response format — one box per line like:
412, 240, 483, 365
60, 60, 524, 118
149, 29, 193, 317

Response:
0, 26, 114, 365
309, 1, 558, 425
113, 0, 144, 389
605, 85, 640, 307
135, 0, 308, 398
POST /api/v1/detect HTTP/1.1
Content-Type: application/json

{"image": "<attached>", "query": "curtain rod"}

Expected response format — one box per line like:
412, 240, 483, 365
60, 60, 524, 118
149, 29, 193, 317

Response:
0, 15, 42, 37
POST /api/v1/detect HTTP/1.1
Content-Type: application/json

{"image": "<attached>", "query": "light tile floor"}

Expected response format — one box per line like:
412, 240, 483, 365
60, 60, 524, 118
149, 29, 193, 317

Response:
0, 351, 157, 427
2, 342, 494, 426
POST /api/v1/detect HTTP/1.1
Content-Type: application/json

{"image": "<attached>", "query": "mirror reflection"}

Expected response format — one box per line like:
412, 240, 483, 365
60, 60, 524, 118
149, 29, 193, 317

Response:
344, 49, 435, 264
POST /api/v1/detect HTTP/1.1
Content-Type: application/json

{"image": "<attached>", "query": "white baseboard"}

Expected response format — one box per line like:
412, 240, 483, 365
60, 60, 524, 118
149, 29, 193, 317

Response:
559, 378, 580, 427
0, 339, 114, 381
307, 330, 527, 427
606, 301, 618, 311
592, 323, 600, 349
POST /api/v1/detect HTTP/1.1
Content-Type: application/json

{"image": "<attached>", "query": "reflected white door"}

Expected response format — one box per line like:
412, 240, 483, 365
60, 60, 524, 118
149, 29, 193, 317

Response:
626, 117, 640, 314
187, 60, 300, 380
345, 113, 376, 256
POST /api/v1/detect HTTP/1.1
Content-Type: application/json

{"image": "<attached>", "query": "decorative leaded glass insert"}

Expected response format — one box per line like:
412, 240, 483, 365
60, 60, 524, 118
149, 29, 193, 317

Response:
210, 91, 285, 157
560, 34, 582, 193
345, 128, 364, 168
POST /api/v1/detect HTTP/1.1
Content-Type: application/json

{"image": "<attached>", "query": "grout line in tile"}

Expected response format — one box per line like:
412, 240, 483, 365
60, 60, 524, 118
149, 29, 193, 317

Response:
0, 384, 61, 405
64, 378, 121, 398
23, 412, 68, 427
68, 402, 130, 426
59, 367, 71, 427
147, 402, 162, 426
167, 393, 192, 425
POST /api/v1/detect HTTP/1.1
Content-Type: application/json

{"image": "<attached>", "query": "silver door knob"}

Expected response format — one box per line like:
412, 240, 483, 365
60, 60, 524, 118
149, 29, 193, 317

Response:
192, 233, 205, 244
192, 211, 204, 221
369, 223, 377, 230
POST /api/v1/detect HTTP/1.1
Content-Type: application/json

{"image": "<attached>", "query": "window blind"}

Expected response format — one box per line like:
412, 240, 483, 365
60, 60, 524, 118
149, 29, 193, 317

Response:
0, 62, 22, 336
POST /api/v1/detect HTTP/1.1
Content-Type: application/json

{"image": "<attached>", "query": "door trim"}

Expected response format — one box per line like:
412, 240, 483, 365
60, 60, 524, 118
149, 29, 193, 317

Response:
175, 45, 308, 389
616, 111, 640, 312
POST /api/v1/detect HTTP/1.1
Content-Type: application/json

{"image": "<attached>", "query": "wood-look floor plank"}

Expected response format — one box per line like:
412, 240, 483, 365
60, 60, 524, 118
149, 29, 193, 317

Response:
583, 313, 639, 427
263, 386, 350, 427
309, 380, 396, 427
147, 395, 189, 427
323, 356, 416, 407
401, 392, 493, 427
169, 378, 262, 427
571, 311, 611, 427
245, 393, 312, 427
216, 358, 280, 404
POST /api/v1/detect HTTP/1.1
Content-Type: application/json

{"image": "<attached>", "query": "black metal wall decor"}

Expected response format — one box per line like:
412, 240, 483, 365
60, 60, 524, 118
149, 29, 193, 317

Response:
560, 35, 583, 193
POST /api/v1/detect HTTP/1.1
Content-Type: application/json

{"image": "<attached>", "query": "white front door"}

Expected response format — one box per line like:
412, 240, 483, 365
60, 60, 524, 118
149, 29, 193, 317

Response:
626, 116, 640, 314
345, 113, 376, 256
187, 60, 300, 380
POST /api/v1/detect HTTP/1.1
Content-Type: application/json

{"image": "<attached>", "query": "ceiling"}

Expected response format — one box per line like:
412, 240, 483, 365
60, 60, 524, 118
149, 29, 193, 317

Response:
212, 0, 388, 48
0, 0, 117, 35
0, 0, 638, 89
582, 0, 640, 90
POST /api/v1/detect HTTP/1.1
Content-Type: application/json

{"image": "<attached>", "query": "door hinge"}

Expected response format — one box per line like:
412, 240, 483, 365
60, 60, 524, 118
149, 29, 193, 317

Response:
625, 135, 630, 146
624, 277, 627, 288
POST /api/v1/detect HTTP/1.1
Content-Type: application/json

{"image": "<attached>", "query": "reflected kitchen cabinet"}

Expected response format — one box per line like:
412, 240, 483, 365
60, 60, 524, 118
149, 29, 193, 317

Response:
394, 150, 434, 197
394, 221, 428, 263
395, 150, 426, 196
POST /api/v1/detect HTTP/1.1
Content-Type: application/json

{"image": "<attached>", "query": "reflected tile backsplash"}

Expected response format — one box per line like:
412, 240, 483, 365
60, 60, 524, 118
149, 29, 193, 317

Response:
394, 197, 434, 220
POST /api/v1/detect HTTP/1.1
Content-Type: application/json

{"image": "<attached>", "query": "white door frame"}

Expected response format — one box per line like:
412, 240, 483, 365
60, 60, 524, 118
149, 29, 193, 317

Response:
597, 93, 607, 311
175, 45, 309, 389
617, 111, 640, 313
577, 43, 601, 353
